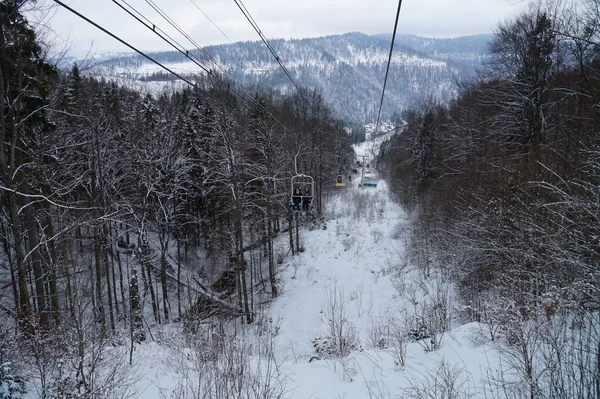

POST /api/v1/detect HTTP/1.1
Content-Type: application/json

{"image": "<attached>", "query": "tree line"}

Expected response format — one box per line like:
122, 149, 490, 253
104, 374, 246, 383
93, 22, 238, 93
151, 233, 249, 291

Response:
0, 1, 352, 393
381, 1, 600, 396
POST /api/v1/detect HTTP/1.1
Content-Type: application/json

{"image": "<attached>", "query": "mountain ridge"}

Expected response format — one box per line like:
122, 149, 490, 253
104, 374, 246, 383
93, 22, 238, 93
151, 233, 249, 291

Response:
82, 32, 493, 124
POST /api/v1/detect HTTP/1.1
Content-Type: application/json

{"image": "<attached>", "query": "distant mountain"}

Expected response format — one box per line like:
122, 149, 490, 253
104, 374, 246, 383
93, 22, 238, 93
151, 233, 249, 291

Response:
85, 32, 493, 124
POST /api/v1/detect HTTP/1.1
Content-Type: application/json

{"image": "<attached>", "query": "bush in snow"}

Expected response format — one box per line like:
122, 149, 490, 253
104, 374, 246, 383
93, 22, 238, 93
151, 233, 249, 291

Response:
311, 335, 361, 361
390, 316, 409, 368
406, 359, 473, 399
311, 336, 336, 359
366, 315, 391, 350
341, 236, 355, 251
407, 316, 432, 342
177, 322, 287, 399
318, 282, 361, 358
371, 228, 383, 243
0, 324, 25, 399
1, 362, 25, 399
481, 290, 600, 399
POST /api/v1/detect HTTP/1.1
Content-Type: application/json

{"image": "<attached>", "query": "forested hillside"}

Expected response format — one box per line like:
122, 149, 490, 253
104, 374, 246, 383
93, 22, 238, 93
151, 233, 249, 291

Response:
87, 32, 492, 124
3, 0, 600, 397
0, 1, 353, 395
380, 4, 600, 396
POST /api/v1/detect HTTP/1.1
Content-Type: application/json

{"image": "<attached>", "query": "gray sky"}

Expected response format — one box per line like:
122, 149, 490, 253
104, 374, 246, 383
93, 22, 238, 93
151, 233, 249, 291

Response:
37, 0, 528, 57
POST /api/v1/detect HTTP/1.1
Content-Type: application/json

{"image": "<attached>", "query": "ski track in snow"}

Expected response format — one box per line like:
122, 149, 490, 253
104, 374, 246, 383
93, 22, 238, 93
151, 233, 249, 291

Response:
267, 176, 496, 398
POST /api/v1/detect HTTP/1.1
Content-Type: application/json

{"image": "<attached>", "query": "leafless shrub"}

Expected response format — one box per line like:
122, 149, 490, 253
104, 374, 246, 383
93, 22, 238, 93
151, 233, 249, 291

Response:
351, 191, 370, 220
389, 315, 409, 369
464, 290, 508, 342
317, 282, 360, 358
405, 360, 474, 399
26, 327, 139, 399
367, 315, 391, 350
342, 236, 356, 251
175, 321, 287, 399
390, 272, 406, 296
371, 228, 383, 243
484, 297, 600, 399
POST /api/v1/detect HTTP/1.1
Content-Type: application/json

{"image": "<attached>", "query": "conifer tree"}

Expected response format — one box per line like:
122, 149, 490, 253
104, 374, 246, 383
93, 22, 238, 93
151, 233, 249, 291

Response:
0, 0, 57, 332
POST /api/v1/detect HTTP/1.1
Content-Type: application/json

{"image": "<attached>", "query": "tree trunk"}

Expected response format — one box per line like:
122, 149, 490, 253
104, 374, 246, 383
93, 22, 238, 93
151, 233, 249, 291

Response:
103, 225, 115, 334
142, 251, 159, 324
288, 208, 294, 255
160, 247, 169, 322
108, 231, 121, 322
295, 212, 300, 252
237, 206, 252, 324
42, 214, 60, 325
23, 204, 50, 329
177, 236, 182, 319
114, 248, 127, 328
0, 44, 31, 334
93, 229, 106, 337
1, 223, 19, 317
266, 210, 277, 298
64, 249, 76, 322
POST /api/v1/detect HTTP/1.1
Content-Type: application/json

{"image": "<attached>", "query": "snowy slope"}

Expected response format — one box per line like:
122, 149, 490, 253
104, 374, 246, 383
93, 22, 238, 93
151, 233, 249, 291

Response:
82, 32, 489, 123
112, 136, 504, 399
354, 126, 400, 163
264, 176, 496, 398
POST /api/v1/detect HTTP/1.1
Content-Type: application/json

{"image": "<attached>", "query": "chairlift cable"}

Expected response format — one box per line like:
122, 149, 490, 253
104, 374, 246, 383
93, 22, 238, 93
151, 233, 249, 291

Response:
51, 0, 197, 88
189, 0, 235, 45
110, 0, 298, 140
232, 0, 304, 97
189, 0, 275, 78
138, 0, 298, 146
374, 0, 404, 135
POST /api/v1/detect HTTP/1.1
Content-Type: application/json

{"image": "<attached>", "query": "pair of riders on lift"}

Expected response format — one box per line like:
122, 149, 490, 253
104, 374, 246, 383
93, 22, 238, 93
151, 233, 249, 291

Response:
292, 186, 312, 211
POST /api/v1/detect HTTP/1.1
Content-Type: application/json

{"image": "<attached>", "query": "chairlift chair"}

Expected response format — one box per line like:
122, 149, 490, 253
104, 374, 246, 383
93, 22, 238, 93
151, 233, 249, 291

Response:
291, 174, 314, 211
336, 175, 346, 187
361, 169, 378, 188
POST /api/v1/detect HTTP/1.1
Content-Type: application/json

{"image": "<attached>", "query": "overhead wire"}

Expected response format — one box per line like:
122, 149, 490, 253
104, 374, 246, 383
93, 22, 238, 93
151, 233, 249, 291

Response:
108, 0, 297, 137
232, 0, 304, 96
374, 0, 404, 136
52, 0, 297, 140
139, 0, 232, 78
188, 0, 275, 74
51, 0, 197, 87
113, 0, 211, 73
189, 0, 235, 45
117, 0, 196, 58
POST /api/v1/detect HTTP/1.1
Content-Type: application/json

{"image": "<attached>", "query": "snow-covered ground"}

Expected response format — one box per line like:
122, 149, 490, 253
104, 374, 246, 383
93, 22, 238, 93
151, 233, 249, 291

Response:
20, 135, 501, 399
258, 176, 500, 398
354, 126, 398, 163
114, 143, 505, 399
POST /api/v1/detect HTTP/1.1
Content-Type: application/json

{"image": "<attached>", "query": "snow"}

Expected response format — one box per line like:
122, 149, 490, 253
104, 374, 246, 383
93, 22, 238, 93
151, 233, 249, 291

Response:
96, 50, 447, 77
262, 178, 495, 398
19, 134, 508, 399
354, 126, 399, 162
102, 135, 509, 399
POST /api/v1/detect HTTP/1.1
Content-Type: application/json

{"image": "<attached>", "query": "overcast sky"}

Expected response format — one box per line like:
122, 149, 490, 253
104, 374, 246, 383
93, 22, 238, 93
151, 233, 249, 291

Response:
36, 0, 529, 57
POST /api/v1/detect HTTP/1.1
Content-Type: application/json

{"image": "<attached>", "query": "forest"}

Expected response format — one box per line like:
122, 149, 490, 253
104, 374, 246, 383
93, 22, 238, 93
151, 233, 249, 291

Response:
0, 1, 354, 396
2, 0, 600, 397
380, 1, 600, 397
90, 31, 489, 124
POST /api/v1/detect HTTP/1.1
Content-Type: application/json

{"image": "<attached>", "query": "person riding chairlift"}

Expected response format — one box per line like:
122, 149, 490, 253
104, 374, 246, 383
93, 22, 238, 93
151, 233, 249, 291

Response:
292, 187, 302, 210
302, 185, 312, 211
